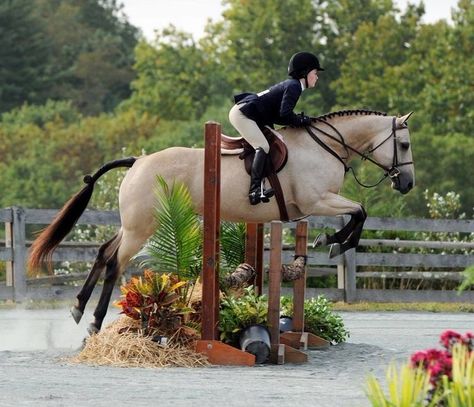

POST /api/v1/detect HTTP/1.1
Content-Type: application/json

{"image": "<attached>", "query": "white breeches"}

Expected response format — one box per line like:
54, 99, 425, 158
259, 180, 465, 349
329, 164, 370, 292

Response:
229, 104, 270, 153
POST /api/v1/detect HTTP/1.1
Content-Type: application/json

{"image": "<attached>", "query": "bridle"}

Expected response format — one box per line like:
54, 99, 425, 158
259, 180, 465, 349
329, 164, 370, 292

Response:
305, 116, 414, 188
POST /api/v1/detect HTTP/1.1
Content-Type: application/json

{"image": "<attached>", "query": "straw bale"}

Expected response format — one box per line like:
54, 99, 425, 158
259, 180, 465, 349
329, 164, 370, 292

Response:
68, 317, 209, 368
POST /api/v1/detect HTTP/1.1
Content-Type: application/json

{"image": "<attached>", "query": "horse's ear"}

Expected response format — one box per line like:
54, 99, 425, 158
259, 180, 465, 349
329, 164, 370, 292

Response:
397, 111, 414, 127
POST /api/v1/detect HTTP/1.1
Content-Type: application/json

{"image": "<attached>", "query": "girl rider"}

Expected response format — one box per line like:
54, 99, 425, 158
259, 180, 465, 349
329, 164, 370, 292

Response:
229, 51, 324, 205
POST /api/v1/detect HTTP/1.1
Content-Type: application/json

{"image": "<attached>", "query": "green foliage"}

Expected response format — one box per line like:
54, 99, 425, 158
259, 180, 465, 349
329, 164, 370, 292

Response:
1, 100, 81, 128
0, 0, 50, 113
409, 131, 474, 215
0, 108, 155, 209
458, 265, 474, 293
140, 176, 202, 281
124, 28, 230, 120
341, 165, 407, 217
217, 0, 317, 92
219, 286, 268, 343
366, 364, 433, 407
280, 295, 349, 344
220, 221, 246, 271
0, 0, 139, 115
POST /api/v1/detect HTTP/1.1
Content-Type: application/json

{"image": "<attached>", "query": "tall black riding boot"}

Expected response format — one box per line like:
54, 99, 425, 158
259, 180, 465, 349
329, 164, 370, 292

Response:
248, 148, 274, 205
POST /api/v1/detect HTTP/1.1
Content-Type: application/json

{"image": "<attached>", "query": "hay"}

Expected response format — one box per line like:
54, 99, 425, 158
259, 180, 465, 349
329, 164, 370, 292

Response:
69, 317, 209, 368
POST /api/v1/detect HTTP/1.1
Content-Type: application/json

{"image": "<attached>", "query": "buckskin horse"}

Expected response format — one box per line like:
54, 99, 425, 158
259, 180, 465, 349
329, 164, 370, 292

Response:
28, 109, 415, 335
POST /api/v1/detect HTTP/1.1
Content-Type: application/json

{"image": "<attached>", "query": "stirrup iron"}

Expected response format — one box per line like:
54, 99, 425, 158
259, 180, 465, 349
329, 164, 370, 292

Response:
259, 179, 274, 203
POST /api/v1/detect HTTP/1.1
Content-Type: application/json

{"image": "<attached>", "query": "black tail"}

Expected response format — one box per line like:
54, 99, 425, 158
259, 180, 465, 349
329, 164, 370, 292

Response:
28, 157, 136, 273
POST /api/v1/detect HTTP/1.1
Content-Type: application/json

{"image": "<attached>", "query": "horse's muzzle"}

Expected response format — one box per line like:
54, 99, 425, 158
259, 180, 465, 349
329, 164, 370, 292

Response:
391, 174, 414, 195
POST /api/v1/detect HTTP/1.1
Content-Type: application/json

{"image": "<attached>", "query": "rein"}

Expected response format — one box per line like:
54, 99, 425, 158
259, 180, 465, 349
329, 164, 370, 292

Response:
305, 116, 413, 188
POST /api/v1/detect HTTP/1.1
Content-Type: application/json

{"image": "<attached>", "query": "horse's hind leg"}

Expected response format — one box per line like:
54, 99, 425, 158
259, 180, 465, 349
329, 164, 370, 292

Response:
71, 232, 121, 324
89, 228, 150, 334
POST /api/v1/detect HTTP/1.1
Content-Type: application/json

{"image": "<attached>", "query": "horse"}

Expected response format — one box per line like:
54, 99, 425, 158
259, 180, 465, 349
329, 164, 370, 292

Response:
28, 109, 415, 335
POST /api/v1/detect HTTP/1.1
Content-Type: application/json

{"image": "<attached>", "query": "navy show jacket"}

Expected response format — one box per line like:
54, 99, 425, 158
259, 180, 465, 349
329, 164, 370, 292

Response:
235, 78, 304, 128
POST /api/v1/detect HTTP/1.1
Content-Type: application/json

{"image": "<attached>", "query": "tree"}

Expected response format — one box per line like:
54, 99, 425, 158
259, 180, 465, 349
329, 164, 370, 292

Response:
0, 0, 50, 113
332, 4, 423, 113
35, 0, 140, 115
125, 26, 231, 120
216, 0, 317, 92
315, 0, 400, 111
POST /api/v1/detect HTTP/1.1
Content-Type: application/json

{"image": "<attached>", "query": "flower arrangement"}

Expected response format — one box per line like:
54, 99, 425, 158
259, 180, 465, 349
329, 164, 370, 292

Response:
366, 330, 474, 407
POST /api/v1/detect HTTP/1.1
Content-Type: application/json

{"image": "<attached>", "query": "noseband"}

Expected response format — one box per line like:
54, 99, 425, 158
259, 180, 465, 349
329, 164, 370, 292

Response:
306, 116, 414, 188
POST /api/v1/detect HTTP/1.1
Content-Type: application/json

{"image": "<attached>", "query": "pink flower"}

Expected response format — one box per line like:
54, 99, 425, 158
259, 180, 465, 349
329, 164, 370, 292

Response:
411, 350, 428, 368
462, 332, 474, 351
427, 356, 452, 385
425, 348, 445, 362
440, 330, 462, 350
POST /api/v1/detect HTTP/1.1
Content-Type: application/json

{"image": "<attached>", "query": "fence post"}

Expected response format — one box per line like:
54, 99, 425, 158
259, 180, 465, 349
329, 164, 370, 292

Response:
11, 207, 27, 301
5, 208, 14, 287
336, 216, 346, 292
343, 248, 356, 303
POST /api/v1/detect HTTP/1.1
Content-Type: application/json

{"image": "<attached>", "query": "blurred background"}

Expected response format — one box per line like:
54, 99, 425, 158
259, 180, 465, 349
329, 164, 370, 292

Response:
0, 0, 472, 219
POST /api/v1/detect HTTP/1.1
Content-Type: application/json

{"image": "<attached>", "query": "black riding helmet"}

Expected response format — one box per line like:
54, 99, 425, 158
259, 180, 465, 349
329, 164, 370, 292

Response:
288, 51, 324, 79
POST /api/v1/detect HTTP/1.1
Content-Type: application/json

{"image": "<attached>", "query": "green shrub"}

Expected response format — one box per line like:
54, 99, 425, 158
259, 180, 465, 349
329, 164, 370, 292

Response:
281, 295, 349, 344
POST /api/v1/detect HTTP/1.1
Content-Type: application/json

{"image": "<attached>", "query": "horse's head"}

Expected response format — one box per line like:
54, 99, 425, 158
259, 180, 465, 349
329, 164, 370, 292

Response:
370, 112, 415, 194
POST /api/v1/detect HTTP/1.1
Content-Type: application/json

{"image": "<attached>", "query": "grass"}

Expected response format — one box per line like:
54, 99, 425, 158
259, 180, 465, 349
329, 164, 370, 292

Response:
332, 301, 474, 313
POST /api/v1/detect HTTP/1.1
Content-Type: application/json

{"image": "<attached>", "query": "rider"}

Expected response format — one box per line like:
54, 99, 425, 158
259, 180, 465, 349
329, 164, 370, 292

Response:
229, 51, 324, 205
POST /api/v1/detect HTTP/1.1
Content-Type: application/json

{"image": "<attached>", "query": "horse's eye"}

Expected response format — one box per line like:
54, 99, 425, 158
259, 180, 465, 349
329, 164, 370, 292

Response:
400, 141, 410, 150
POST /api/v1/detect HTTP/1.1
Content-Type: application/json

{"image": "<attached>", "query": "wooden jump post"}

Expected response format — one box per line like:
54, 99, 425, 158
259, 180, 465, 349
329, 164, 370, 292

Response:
244, 222, 264, 294
195, 121, 255, 366
267, 220, 329, 364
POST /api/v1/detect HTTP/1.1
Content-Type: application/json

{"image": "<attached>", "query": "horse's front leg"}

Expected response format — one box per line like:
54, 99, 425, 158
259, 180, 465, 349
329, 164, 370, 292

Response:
310, 193, 367, 258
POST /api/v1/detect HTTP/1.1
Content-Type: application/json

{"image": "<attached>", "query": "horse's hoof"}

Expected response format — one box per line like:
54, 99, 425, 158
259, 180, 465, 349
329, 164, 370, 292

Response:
70, 306, 83, 324
87, 323, 99, 336
313, 233, 327, 248
79, 336, 88, 350
329, 243, 341, 258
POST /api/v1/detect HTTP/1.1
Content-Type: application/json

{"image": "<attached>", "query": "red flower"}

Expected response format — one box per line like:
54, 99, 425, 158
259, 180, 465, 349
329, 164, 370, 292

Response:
410, 351, 428, 368
462, 332, 474, 351
440, 330, 462, 350
427, 356, 452, 385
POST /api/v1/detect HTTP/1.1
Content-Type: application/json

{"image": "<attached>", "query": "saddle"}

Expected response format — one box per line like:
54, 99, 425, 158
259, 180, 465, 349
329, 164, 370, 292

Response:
221, 126, 289, 221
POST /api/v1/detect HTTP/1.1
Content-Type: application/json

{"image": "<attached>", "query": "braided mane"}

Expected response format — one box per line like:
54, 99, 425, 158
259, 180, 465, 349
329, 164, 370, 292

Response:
314, 109, 387, 121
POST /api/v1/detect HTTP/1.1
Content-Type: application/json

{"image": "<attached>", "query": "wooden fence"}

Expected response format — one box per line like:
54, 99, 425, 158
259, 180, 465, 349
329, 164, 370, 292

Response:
1, 207, 473, 303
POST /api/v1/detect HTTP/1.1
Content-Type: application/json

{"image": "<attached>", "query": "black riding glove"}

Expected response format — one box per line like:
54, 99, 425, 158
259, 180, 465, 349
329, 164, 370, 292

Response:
297, 112, 312, 127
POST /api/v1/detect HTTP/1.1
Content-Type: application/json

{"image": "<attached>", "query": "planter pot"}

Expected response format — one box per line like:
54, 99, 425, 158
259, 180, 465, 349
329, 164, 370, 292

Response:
279, 316, 293, 333
239, 324, 271, 364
